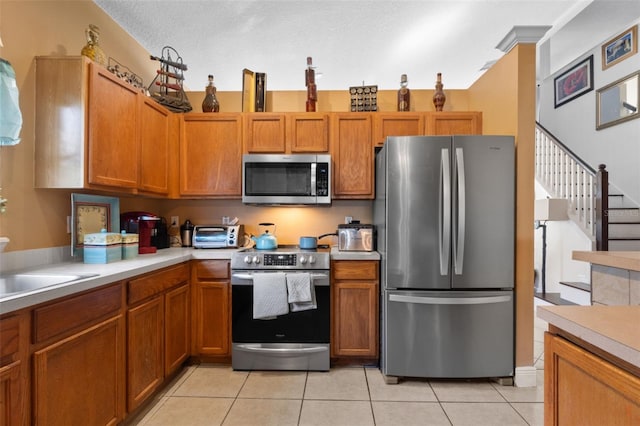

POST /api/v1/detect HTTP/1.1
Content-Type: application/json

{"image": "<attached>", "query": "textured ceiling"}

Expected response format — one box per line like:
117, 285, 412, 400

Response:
93, 1, 640, 91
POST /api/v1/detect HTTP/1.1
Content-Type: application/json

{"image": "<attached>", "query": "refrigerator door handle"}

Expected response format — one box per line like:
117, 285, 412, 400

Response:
440, 148, 451, 275
389, 294, 511, 305
454, 147, 466, 275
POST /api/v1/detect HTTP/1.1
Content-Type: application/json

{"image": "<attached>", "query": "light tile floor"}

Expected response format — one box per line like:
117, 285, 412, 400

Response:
132, 314, 548, 426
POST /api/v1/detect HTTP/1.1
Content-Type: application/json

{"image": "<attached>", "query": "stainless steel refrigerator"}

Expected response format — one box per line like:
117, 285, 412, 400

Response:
373, 135, 515, 379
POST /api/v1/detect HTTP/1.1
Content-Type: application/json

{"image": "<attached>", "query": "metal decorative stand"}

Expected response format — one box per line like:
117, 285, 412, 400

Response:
147, 46, 192, 112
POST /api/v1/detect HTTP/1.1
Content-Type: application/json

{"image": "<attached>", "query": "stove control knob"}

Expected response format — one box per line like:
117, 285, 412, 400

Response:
299, 255, 307, 264
244, 255, 252, 264
252, 256, 260, 264
308, 255, 316, 264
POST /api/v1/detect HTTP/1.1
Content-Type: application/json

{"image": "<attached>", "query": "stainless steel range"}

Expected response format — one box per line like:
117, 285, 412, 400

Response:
230, 247, 330, 371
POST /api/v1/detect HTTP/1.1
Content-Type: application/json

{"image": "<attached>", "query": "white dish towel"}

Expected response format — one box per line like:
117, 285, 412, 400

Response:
253, 272, 289, 320
286, 272, 317, 312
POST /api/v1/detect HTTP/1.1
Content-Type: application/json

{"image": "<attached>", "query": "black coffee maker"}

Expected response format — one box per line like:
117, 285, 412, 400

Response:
120, 211, 170, 253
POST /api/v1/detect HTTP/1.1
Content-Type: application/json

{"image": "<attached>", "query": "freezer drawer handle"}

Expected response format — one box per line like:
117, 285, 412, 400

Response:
389, 294, 511, 305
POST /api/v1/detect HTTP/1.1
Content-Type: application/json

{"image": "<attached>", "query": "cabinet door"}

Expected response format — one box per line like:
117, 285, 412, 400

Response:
425, 111, 482, 135
0, 361, 22, 426
287, 113, 329, 152
545, 332, 640, 425
165, 283, 190, 375
331, 113, 374, 198
139, 97, 172, 195
180, 114, 242, 197
33, 316, 125, 426
127, 297, 164, 412
87, 63, 139, 189
374, 113, 425, 146
244, 113, 286, 152
192, 281, 230, 356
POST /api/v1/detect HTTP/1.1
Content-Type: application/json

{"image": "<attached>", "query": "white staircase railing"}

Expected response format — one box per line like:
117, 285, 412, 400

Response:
535, 123, 608, 249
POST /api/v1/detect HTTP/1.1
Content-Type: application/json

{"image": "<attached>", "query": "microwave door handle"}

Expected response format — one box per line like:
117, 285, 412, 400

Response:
310, 162, 317, 196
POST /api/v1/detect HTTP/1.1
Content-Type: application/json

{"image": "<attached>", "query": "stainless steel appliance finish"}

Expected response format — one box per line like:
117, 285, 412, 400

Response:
193, 225, 244, 249
242, 154, 331, 205
230, 247, 330, 371
338, 224, 374, 252
374, 135, 515, 379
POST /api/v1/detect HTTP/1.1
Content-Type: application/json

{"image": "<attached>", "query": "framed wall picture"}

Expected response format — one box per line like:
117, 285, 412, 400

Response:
596, 71, 640, 130
601, 25, 638, 70
554, 55, 594, 108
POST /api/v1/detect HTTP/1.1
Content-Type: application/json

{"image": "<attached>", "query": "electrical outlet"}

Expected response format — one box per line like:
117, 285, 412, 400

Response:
345, 216, 353, 224
170, 216, 179, 227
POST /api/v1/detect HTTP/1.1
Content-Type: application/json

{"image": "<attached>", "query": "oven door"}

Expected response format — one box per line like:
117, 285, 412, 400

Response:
231, 271, 330, 343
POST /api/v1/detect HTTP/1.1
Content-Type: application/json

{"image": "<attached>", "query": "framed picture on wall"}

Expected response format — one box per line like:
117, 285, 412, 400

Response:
554, 55, 594, 108
601, 25, 638, 70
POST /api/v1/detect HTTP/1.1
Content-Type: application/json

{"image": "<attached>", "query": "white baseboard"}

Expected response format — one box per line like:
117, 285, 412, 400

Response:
514, 366, 537, 387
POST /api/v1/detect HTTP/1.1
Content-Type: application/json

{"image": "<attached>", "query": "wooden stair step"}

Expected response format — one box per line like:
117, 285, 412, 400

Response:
559, 281, 590, 292
534, 292, 578, 306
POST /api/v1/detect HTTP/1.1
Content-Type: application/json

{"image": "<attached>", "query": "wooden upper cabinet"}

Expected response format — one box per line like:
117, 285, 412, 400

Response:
243, 113, 286, 152
425, 111, 482, 135
138, 96, 174, 196
87, 62, 139, 189
286, 113, 330, 152
374, 113, 425, 146
180, 113, 243, 197
331, 113, 374, 199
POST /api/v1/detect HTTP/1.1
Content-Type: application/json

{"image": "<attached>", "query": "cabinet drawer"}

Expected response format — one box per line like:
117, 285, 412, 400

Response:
194, 260, 229, 280
332, 261, 379, 280
128, 263, 189, 305
33, 283, 123, 344
0, 315, 20, 366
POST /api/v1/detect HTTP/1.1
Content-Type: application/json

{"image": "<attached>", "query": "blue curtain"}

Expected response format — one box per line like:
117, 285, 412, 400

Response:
0, 58, 22, 146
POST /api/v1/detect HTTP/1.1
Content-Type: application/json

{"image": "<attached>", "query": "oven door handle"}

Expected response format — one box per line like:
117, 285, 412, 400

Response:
234, 343, 328, 356
231, 272, 330, 282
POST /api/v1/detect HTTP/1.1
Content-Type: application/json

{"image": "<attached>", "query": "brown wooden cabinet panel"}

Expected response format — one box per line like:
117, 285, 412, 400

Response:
127, 297, 164, 412
165, 283, 190, 376
0, 361, 22, 426
139, 96, 172, 195
33, 315, 125, 426
374, 113, 425, 146
128, 263, 189, 305
87, 63, 139, 189
180, 113, 243, 197
191, 260, 231, 357
331, 113, 374, 199
425, 111, 482, 135
244, 113, 286, 153
331, 260, 379, 359
0, 312, 28, 425
286, 113, 330, 152
544, 332, 640, 425
33, 283, 122, 344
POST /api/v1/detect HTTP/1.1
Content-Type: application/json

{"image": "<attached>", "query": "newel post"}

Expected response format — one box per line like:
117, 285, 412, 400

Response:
596, 164, 608, 251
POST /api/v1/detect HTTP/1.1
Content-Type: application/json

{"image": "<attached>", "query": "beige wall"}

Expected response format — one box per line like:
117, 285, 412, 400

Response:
1, 1, 536, 370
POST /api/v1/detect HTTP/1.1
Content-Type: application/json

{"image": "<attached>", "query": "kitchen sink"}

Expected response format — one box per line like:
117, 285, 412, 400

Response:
0, 273, 99, 296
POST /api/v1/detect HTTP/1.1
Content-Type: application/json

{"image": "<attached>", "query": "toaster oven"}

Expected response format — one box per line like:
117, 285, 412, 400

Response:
193, 225, 244, 249
338, 224, 375, 252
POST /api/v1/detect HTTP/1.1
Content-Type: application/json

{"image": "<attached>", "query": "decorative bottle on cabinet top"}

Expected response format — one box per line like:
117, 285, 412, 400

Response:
433, 72, 446, 111
202, 74, 220, 112
397, 74, 410, 112
305, 57, 317, 112
80, 24, 106, 65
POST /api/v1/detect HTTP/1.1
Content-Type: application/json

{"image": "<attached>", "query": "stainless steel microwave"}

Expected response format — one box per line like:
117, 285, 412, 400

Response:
242, 154, 331, 205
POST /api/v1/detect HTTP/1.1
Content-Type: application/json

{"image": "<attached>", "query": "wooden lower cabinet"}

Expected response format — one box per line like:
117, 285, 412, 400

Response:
331, 260, 379, 359
0, 312, 29, 425
33, 315, 126, 426
544, 332, 640, 425
127, 296, 164, 412
191, 260, 231, 358
165, 283, 190, 375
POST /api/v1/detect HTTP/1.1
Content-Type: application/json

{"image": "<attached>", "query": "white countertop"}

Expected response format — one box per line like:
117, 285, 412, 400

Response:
537, 305, 640, 371
1, 247, 380, 314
